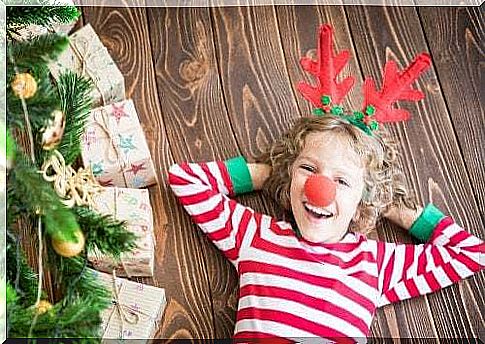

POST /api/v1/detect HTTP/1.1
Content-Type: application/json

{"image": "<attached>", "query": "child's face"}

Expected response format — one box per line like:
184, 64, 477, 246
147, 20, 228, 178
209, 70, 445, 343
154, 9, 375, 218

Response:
290, 131, 365, 243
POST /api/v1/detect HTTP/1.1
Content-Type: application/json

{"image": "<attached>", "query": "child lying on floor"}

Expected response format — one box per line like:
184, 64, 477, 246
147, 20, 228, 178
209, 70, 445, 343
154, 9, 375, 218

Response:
168, 24, 485, 341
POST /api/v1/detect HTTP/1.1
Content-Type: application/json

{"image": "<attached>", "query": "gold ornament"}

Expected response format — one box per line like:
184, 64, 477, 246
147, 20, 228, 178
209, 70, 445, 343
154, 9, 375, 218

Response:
11, 73, 37, 99
51, 229, 85, 257
35, 300, 53, 315
42, 110, 66, 150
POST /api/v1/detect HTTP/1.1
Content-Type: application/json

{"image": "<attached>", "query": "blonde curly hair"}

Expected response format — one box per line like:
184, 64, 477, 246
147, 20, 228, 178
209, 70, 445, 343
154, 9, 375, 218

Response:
256, 115, 416, 234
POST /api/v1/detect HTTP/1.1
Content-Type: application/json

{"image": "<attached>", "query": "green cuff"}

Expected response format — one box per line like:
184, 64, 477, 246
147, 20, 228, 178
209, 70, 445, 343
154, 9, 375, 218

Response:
409, 203, 446, 242
225, 156, 254, 195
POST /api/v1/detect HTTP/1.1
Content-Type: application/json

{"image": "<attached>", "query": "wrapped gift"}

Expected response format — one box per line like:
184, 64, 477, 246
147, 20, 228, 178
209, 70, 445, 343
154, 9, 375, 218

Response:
89, 187, 155, 277
88, 269, 166, 342
48, 23, 125, 107
81, 99, 157, 188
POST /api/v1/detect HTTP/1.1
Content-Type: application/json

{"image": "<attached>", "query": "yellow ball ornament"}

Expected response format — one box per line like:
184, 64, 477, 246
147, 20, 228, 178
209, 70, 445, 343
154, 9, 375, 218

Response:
35, 300, 53, 315
11, 73, 38, 99
51, 229, 85, 257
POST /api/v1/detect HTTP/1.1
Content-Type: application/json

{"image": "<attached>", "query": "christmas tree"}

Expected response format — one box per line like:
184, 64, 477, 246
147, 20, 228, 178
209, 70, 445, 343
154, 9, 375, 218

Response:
4, 3, 137, 340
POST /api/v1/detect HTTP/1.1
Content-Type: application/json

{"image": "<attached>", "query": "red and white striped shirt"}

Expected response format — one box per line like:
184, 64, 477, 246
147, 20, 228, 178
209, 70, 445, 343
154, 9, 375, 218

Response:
168, 159, 485, 341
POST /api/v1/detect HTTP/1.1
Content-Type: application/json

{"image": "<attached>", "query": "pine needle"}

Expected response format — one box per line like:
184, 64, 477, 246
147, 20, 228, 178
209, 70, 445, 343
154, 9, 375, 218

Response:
8, 33, 69, 67
56, 71, 93, 165
73, 206, 137, 259
10, 155, 80, 242
7, 5, 80, 30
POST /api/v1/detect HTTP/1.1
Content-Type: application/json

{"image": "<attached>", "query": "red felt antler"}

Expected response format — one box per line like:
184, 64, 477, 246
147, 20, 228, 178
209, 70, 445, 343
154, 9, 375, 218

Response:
297, 24, 355, 107
362, 53, 432, 123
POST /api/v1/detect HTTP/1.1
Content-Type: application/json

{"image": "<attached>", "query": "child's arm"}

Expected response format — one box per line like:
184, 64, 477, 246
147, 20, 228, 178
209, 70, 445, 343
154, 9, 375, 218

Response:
383, 204, 423, 231
247, 163, 272, 190
168, 157, 270, 267
376, 204, 485, 307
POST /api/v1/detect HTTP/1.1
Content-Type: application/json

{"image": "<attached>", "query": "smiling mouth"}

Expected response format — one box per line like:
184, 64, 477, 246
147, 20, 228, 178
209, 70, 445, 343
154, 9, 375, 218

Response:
303, 202, 334, 219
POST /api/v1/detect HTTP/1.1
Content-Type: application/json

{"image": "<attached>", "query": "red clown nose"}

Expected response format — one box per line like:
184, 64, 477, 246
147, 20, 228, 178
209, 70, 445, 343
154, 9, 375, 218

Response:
304, 175, 336, 207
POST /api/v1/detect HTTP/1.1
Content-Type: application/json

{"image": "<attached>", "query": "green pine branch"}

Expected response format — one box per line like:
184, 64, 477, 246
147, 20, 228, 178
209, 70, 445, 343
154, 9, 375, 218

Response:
9, 155, 80, 242
5, 4, 132, 340
73, 206, 137, 259
6, 231, 39, 306
56, 71, 93, 165
8, 298, 105, 341
8, 33, 69, 67
7, 282, 108, 341
7, 64, 61, 136
7, 34, 67, 136
7, 5, 80, 31
7, 247, 110, 339
54, 255, 110, 305
7, 171, 25, 229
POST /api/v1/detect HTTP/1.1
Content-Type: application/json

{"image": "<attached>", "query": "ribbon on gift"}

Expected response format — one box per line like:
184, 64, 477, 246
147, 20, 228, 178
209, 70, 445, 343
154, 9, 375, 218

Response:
40, 149, 103, 208
92, 108, 130, 187
102, 269, 157, 340
68, 33, 109, 106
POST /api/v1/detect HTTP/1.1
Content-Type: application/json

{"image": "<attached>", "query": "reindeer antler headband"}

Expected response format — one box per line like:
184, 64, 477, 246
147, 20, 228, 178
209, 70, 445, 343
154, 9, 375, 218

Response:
298, 24, 432, 135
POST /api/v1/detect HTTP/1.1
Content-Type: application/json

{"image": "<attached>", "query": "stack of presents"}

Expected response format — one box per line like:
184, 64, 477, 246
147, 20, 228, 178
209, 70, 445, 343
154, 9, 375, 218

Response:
48, 23, 167, 341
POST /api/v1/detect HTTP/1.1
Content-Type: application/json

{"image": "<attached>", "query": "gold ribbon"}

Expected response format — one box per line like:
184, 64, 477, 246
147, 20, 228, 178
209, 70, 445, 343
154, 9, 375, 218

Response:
68, 34, 108, 106
40, 149, 103, 208
92, 108, 130, 187
103, 269, 154, 339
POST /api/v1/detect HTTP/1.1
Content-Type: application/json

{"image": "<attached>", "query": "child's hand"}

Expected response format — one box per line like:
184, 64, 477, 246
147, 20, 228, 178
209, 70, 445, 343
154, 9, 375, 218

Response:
247, 163, 272, 191
383, 204, 424, 231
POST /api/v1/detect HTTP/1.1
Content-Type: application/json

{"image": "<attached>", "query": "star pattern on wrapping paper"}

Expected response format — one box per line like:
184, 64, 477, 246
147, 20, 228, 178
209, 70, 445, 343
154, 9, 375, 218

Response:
127, 162, 147, 176
110, 103, 130, 124
129, 212, 145, 223
130, 303, 140, 312
131, 175, 146, 188
122, 330, 133, 338
120, 192, 138, 205
90, 161, 104, 176
83, 129, 96, 150
118, 134, 137, 154
139, 203, 150, 212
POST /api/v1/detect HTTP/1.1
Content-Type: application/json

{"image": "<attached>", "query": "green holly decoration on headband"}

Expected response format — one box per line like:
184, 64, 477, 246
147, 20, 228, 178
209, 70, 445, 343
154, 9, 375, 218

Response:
312, 95, 379, 136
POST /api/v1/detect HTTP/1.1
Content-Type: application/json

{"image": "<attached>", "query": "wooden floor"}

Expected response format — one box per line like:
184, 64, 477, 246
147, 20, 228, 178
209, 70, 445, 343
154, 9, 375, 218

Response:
78, 5, 484, 340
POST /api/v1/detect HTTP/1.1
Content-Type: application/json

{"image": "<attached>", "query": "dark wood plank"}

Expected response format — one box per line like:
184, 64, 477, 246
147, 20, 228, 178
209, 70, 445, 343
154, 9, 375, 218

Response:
210, 5, 301, 224
209, 5, 308, 336
82, 5, 216, 339
146, 7, 243, 338
419, 6, 485, 222
211, 6, 301, 159
347, 5, 485, 339
276, 5, 364, 116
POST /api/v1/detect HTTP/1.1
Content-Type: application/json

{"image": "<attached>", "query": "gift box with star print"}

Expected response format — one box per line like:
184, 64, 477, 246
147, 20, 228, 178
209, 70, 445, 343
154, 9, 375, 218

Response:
87, 269, 166, 342
81, 99, 157, 188
88, 187, 155, 277
48, 23, 125, 108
